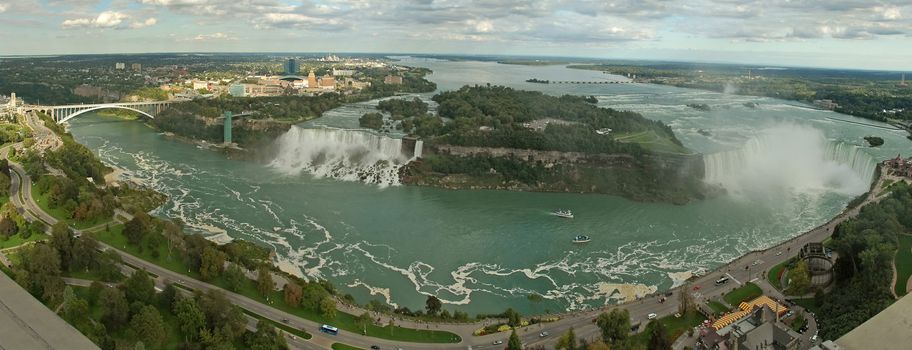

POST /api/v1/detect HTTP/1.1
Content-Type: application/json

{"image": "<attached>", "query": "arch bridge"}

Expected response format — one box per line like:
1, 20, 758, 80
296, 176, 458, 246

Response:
24, 101, 181, 124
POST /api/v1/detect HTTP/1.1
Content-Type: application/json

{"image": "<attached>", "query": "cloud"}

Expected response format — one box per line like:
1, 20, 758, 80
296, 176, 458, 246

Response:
130, 17, 158, 29
186, 32, 237, 41
0, 3, 7, 13
62, 11, 158, 30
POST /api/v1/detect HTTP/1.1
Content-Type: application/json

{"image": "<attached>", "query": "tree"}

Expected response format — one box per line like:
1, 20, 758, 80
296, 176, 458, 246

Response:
787, 260, 812, 295
49, 222, 74, 271
224, 264, 246, 292
320, 295, 336, 319
356, 312, 371, 335
647, 320, 672, 350
256, 265, 274, 297
0, 216, 16, 239
425, 295, 442, 315
99, 286, 130, 331
123, 212, 151, 245
174, 296, 206, 342
597, 309, 630, 346
244, 319, 288, 350
504, 308, 522, 327
200, 246, 226, 281
158, 283, 179, 310
130, 305, 167, 349
508, 329, 523, 350
678, 284, 694, 315
198, 289, 247, 340
71, 234, 99, 271
14, 243, 64, 303
587, 341, 611, 350
123, 269, 156, 305
555, 327, 578, 350
283, 282, 303, 307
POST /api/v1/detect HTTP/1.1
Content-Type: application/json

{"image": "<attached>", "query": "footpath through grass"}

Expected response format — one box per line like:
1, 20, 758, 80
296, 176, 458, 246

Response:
723, 282, 763, 306
0, 232, 47, 250
94, 224, 460, 344
894, 234, 912, 296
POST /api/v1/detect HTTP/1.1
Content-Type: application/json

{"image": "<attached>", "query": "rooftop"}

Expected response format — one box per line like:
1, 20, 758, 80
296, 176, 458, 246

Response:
836, 292, 912, 350
0, 271, 99, 350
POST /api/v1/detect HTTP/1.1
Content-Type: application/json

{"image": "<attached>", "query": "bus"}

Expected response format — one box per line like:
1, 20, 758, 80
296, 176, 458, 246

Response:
320, 324, 339, 335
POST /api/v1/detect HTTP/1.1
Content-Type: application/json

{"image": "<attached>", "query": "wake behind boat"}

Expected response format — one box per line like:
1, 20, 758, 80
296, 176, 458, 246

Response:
572, 235, 591, 243
553, 209, 574, 219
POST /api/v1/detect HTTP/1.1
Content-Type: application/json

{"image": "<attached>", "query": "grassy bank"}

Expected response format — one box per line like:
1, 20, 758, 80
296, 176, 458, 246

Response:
0, 232, 47, 250
630, 310, 706, 347
332, 343, 364, 350
723, 282, 763, 306
93, 224, 460, 344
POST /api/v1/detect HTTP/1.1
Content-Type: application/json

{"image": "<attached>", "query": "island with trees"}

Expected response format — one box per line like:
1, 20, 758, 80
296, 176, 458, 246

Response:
365, 85, 710, 203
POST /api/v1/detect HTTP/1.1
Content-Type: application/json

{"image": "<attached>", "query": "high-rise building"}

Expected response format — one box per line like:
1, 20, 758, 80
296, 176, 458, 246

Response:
115, 62, 125, 70
284, 59, 299, 75
307, 70, 317, 88
131, 63, 142, 71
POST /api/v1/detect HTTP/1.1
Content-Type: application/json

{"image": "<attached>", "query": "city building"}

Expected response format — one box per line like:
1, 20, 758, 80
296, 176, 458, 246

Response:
284, 58, 299, 75
884, 154, 912, 178
192, 80, 210, 91
307, 70, 318, 88
332, 68, 354, 77
832, 292, 912, 349
384, 75, 403, 85
115, 62, 125, 70
700, 297, 801, 350
131, 63, 142, 71
319, 74, 336, 89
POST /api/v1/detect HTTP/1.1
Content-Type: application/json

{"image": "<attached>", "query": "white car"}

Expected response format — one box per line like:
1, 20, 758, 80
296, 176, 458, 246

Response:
776, 251, 783, 256
648, 313, 658, 320
539, 331, 549, 337
493, 340, 503, 345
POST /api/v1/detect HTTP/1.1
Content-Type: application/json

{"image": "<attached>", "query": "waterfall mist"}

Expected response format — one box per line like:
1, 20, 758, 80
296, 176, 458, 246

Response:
269, 126, 422, 186
703, 124, 875, 198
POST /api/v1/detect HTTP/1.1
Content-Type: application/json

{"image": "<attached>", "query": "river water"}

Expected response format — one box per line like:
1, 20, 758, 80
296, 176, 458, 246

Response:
67, 58, 910, 315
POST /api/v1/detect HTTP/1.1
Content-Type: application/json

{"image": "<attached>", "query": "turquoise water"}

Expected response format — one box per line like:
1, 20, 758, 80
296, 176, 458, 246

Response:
68, 59, 910, 315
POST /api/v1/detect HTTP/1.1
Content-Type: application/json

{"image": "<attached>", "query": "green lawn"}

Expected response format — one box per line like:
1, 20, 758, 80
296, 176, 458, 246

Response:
95, 224, 460, 344
613, 130, 692, 155
790, 314, 807, 332
792, 298, 821, 315
630, 310, 706, 346
243, 310, 312, 340
332, 343, 364, 350
768, 258, 795, 291
707, 301, 730, 315
723, 282, 763, 306
31, 182, 109, 229
94, 224, 197, 279
894, 234, 912, 296
0, 232, 47, 250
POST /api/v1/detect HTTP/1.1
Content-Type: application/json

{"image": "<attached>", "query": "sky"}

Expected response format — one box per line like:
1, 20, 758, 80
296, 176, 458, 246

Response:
0, 0, 910, 70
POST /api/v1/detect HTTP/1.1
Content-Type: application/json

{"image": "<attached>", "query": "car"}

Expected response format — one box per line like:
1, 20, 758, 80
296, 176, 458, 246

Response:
752, 259, 762, 266
282, 318, 289, 323
493, 340, 503, 345
648, 313, 658, 320
715, 277, 729, 285
811, 335, 818, 342
776, 251, 783, 256
539, 331, 549, 337
371, 346, 380, 350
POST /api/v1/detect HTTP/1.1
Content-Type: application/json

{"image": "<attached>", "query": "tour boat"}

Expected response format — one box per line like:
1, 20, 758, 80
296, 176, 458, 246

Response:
572, 235, 591, 243
553, 209, 574, 219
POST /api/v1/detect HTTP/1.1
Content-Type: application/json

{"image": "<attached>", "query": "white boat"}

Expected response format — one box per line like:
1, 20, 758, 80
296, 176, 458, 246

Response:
572, 235, 591, 243
553, 209, 574, 219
